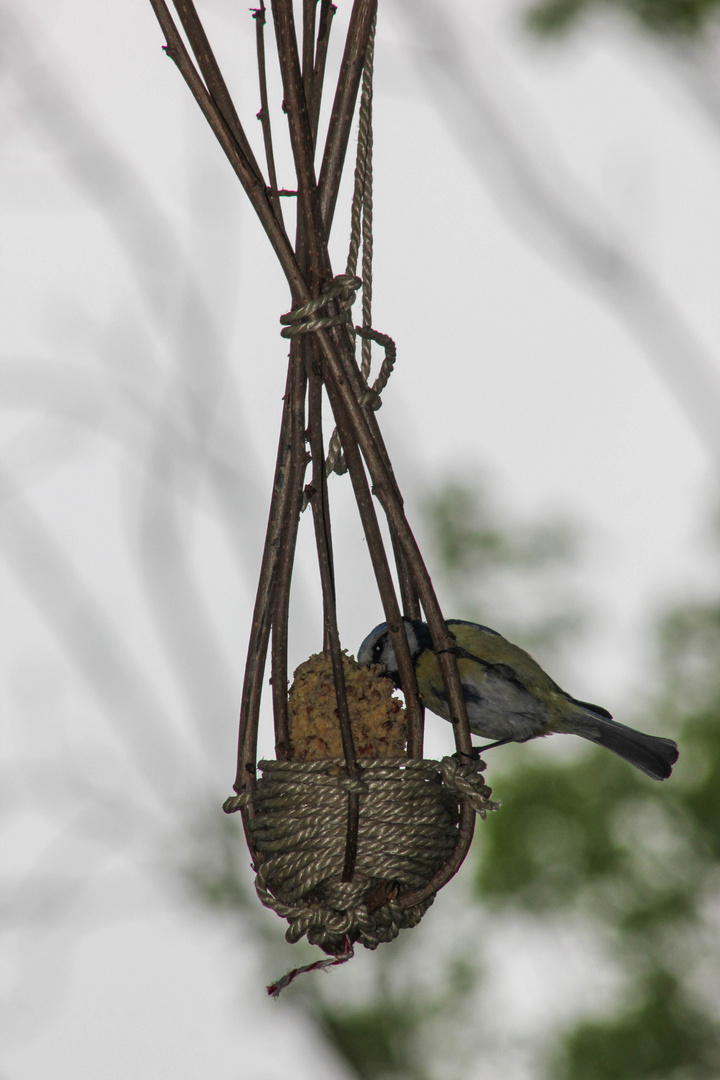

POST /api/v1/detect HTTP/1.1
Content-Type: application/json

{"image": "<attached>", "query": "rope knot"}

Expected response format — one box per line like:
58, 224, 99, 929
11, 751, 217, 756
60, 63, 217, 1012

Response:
358, 387, 382, 411
438, 756, 499, 819
279, 275, 361, 339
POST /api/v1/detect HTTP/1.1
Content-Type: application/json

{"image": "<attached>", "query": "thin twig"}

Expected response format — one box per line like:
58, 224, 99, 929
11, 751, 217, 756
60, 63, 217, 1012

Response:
253, 2, 284, 227
321, 376, 425, 758
278, 0, 363, 878
318, 0, 377, 234
310, 0, 336, 146
301, 0, 316, 142
172, 0, 265, 186
397, 801, 476, 909
235, 393, 294, 786
305, 346, 361, 881
270, 344, 308, 763
233, 370, 304, 862
390, 529, 422, 622
308, 314, 474, 757
307, 375, 335, 653
271, 0, 328, 287
149, 0, 298, 278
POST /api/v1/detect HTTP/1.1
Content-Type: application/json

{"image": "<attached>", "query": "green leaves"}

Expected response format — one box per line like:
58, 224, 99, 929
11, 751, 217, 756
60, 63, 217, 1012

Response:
316, 1001, 430, 1080
524, 0, 720, 39
473, 751, 633, 912
556, 970, 720, 1080
422, 479, 583, 658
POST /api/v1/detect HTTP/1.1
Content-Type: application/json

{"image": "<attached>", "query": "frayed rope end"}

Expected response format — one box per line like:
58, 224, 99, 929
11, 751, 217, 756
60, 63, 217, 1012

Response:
267, 937, 355, 999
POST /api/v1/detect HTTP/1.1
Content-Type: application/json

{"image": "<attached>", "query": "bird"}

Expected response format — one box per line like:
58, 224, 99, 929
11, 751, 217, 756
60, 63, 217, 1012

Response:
358, 618, 679, 780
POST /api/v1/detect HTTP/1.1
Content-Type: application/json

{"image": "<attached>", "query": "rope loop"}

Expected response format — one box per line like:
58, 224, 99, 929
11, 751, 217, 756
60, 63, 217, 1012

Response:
324, 323, 396, 476
354, 325, 396, 409
279, 274, 361, 339
222, 790, 251, 814
439, 756, 500, 819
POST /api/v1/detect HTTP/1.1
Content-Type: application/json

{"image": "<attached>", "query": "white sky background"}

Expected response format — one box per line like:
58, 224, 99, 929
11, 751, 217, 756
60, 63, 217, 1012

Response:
2, 0, 720, 1076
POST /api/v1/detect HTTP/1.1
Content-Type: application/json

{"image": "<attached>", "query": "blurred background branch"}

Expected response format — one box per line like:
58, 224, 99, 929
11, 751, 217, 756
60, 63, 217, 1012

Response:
2, 1, 719, 1077
396, 0, 720, 464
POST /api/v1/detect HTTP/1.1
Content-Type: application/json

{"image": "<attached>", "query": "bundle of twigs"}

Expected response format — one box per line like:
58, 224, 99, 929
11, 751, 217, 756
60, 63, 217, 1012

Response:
146, 0, 492, 961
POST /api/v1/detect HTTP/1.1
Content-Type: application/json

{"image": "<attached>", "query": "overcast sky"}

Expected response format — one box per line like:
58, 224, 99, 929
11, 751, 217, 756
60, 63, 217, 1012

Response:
2, 1, 719, 1076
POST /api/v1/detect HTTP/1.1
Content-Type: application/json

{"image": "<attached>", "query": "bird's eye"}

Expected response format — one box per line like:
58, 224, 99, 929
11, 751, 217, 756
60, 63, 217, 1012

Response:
374, 642, 383, 656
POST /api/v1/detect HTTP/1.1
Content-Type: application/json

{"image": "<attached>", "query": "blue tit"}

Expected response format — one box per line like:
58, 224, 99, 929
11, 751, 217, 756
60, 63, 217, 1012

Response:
358, 618, 679, 781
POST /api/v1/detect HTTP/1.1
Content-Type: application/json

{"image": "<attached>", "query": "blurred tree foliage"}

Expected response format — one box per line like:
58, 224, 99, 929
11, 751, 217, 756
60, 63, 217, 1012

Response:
476, 623, 720, 1078
423, 486, 720, 1075
184, 478, 720, 1078
443, 485, 720, 1079
419, 479, 584, 659
179, 483, 708, 1080
524, 0, 720, 37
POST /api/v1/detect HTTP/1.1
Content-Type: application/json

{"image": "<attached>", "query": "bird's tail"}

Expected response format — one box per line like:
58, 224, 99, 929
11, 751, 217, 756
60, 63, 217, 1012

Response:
570, 711, 679, 781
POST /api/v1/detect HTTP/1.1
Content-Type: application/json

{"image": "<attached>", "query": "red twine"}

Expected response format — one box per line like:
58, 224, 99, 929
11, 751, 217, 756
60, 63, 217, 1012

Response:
267, 936, 355, 998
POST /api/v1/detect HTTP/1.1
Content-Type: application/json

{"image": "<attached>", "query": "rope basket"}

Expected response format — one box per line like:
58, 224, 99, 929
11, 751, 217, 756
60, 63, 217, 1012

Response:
249, 756, 496, 953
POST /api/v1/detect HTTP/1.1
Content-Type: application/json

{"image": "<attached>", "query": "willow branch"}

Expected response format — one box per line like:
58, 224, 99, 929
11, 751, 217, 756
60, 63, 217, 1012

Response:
172, 0, 265, 184
398, 802, 476, 909
322, 375, 425, 758
307, 375, 336, 652
392, 534, 422, 621
318, 0, 377, 234
270, 346, 308, 762
253, 2, 284, 227
302, 0, 316, 140
306, 346, 361, 880
271, 0, 328, 283
310, 0, 336, 146
148, 0, 297, 278
232, 365, 306, 863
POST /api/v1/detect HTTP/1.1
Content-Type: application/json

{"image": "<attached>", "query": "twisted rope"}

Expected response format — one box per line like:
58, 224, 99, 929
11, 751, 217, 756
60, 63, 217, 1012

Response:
275, 15, 395, 481
222, 790, 251, 814
326, 13, 396, 477
244, 756, 497, 954
279, 274, 361, 338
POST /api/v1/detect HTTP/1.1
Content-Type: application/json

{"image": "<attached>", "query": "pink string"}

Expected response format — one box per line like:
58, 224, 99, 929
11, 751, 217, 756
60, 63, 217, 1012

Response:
267, 936, 355, 998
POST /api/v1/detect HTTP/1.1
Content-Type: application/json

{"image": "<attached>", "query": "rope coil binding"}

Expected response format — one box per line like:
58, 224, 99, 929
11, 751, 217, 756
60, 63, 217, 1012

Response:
279, 274, 397, 487
236, 755, 495, 954
279, 274, 362, 339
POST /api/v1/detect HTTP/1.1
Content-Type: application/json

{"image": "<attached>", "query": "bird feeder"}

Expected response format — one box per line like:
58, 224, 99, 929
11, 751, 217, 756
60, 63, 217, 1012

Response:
147, 0, 497, 985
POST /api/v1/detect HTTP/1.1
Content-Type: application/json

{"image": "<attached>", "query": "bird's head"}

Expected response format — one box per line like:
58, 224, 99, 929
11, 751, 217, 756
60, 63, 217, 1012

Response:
357, 617, 426, 686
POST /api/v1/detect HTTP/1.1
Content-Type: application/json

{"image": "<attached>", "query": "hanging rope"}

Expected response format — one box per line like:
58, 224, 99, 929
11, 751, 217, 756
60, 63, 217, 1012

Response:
278, 14, 394, 502
324, 14, 396, 477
